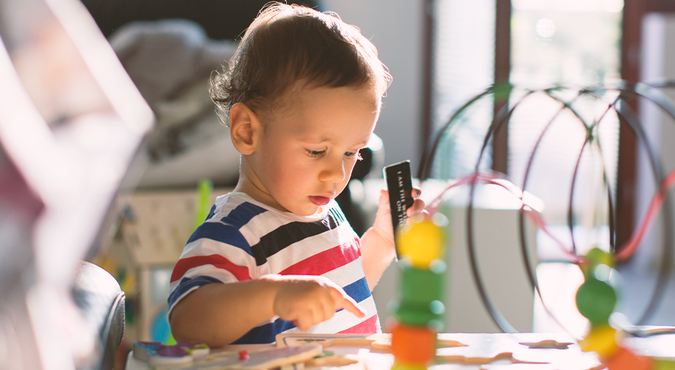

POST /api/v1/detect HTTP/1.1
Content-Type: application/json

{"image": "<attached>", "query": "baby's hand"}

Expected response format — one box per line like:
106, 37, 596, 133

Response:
372, 188, 426, 246
265, 275, 366, 331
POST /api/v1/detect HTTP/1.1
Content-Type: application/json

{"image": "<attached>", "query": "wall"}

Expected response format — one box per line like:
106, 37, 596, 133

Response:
321, 0, 425, 175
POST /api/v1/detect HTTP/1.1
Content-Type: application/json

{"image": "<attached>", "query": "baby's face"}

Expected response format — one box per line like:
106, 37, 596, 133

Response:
249, 85, 380, 216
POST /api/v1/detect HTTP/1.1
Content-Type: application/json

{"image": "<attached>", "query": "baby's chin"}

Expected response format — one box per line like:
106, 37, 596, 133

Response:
294, 203, 325, 217
273, 202, 311, 216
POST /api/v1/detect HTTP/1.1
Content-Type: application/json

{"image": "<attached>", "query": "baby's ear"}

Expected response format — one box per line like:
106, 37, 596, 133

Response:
229, 103, 260, 155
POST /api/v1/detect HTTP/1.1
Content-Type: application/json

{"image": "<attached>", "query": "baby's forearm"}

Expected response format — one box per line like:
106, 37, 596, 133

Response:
360, 226, 396, 291
169, 279, 278, 347
169, 274, 366, 347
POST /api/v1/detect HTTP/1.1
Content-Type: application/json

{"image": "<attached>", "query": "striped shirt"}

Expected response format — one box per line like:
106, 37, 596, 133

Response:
168, 192, 380, 344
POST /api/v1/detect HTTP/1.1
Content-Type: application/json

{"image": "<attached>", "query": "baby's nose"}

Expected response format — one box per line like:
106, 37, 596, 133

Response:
320, 157, 346, 182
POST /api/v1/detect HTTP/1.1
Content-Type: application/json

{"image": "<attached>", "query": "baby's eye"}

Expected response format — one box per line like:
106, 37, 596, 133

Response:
345, 150, 364, 161
307, 149, 326, 158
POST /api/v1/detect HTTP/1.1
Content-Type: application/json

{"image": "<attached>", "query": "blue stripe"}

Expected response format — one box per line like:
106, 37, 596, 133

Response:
232, 318, 296, 344
220, 202, 267, 228
167, 276, 221, 308
185, 201, 268, 256
343, 277, 371, 304
186, 222, 253, 256
205, 204, 216, 222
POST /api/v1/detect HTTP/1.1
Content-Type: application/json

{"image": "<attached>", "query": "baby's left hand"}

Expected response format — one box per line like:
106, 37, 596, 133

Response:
371, 188, 426, 247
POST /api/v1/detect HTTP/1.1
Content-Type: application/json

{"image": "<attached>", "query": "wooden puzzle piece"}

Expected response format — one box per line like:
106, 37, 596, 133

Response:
133, 342, 322, 369
275, 332, 467, 354
188, 344, 323, 370
276, 333, 388, 349
304, 351, 360, 367
436, 351, 549, 365
133, 341, 209, 366
519, 339, 574, 349
437, 338, 469, 348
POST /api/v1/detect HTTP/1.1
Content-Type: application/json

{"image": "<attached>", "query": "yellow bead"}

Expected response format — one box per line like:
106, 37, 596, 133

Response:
579, 324, 619, 359
397, 215, 446, 268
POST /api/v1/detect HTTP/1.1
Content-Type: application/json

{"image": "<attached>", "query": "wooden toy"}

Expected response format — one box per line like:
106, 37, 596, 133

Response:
276, 333, 389, 350
654, 358, 675, 370
575, 274, 617, 326
390, 323, 436, 365
202, 344, 323, 370
519, 339, 573, 349
399, 265, 445, 305
413, 83, 675, 369
396, 215, 446, 268
133, 341, 209, 366
390, 363, 428, 370
579, 324, 620, 358
602, 346, 652, 370
435, 351, 549, 365
390, 213, 448, 367
132, 341, 322, 369
303, 352, 359, 367
275, 332, 467, 355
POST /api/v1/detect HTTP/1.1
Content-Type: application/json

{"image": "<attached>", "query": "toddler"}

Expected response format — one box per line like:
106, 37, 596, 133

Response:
168, 2, 424, 346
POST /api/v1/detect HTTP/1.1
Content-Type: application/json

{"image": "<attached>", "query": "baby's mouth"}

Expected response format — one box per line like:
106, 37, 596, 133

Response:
309, 196, 331, 206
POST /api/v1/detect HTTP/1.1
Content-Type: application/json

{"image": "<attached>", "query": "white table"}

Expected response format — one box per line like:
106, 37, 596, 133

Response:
125, 332, 613, 369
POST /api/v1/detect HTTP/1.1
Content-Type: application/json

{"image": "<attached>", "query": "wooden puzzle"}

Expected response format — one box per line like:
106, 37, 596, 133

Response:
133, 341, 209, 366
273, 332, 605, 368
133, 341, 322, 369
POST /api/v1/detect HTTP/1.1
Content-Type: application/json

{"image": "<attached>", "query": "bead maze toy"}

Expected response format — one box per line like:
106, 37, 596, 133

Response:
389, 213, 449, 369
396, 81, 675, 369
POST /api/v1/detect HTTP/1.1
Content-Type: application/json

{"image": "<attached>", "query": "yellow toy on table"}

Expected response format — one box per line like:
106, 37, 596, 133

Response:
389, 213, 449, 369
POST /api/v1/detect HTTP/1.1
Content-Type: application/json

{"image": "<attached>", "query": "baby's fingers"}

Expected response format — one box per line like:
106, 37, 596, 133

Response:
329, 288, 366, 318
407, 188, 427, 216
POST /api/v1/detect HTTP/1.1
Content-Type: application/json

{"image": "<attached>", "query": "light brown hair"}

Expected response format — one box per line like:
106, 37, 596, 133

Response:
210, 2, 392, 126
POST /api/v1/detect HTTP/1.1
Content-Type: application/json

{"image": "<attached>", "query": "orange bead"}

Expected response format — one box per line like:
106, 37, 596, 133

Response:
390, 323, 437, 365
602, 346, 652, 370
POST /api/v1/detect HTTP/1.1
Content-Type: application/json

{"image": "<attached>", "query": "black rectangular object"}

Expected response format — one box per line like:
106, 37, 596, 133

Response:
384, 160, 413, 258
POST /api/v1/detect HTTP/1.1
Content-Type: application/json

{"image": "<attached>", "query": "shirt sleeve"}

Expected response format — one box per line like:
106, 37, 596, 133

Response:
167, 220, 257, 314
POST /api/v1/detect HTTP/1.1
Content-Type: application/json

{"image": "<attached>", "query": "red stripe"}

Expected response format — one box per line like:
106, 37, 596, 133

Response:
170, 254, 251, 283
339, 315, 379, 334
279, 238, 361, 276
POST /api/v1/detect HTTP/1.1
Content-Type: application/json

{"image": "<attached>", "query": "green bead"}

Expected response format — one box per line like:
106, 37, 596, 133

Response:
391, 299, 445, 328
575, 277, 617, 326
391, 363, 429, 370
400, 265, 445, 304
654, 357, 675, 370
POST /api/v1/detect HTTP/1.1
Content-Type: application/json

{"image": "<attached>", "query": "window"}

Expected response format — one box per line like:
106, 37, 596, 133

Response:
429, 0, 623, 228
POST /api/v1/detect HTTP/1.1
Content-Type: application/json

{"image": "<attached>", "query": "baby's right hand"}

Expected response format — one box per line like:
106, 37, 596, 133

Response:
263, 275, 366, 331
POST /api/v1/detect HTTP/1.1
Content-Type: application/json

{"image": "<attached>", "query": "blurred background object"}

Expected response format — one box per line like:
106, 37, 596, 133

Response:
80, 0, 323, 190
0, 0, 153, 368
